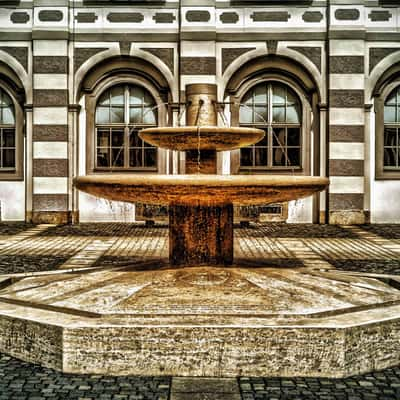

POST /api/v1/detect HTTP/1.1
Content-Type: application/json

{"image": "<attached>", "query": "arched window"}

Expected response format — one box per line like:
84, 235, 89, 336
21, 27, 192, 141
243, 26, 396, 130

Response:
0, 87, 16, 171
95, 84, 157, 170
239, 82, 302, 170
383, 86, 400, 170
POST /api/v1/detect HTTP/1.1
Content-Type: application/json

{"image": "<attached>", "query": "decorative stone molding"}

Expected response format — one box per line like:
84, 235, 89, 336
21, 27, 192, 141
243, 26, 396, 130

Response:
38, 10, 63, 22
119, 42, 131, 56
107, 13, 144, 23
220, 12, 239, 24
302, 11, 323, 23
142, 48, 174, 74
329, 160, 364, 177
334, 9, 360, 21
369, 48, 399, 73
32, 194, 68, 212
251, 12, 290, 22
33, 160, 69, 178
186, 10, 211, 23
368, 10, 392, 22
75, 12, 98, 23
289, 47, 321, 72
10, 12, 30, 24
152, 13, 175, 24
329, 125, 364, 143
33, 56, 68, 74
0, 47, 28, 71
33, 125, 68, 142
221, 48, 255, 73
266, 40, 278, 54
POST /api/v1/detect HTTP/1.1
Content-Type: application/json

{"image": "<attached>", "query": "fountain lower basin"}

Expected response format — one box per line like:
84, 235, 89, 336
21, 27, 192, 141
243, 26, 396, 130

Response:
74, 174, 329, 206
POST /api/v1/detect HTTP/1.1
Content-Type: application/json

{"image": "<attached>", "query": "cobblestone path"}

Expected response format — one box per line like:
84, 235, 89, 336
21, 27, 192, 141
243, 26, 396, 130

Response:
0, 222, 399, 399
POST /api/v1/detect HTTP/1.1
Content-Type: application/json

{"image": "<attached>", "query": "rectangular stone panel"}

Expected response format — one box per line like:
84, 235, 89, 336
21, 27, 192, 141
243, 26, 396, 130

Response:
330, 109, 364, 125
329, 56, 364, 74
329, 90, 364, 108
33, 177, 68, 194
33, 125, 68, 141
329, 177, 364, 194
33, 107, 68, 125
329, 159, 364, 176
330, 142, 364, 160
33, 89, 68, 107
33, 40, 68, 56
33, 56, 68, 73
33, 194, 68, 211
34, 74, 68, 90
33, 159, 68, 177
181, 57, 216, 75
330, 125, 364, 142
329, 193, 364, 211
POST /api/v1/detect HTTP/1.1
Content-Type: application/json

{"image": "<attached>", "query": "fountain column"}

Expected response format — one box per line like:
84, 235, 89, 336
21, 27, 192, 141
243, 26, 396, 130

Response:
169, 84, 234, 266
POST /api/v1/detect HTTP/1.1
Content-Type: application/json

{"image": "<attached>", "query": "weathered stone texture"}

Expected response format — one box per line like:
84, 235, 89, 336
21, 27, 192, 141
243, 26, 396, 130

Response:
330, 56, 364, 74
329, 159, 364, 176
330, 125, 364, 142
181, 57, 216, 75
369, 47, 400, 73
289, 46, 321, 72
0, 47, 28, 71
142, 48, 174, 73
32, 194, 68, 211
33, 89, 68, 107
33, 159, 68, 177
220, 12, 239, 24
33, 56, 68, 74
74, 47, 108, 71
107, 13, 144, 23
335, 9, 360, 21
222, 48, 255, 73
33, 125, 69, 141
10, 11, 30, 24
75, 12, 98, 23
152, 12, 175, 24
38, 10, 63, 22
186, 10, 210, 22
302, 11, 323, 23
250, 12, 290, 22
329, 193, 364, 210
329, 90, 365, 108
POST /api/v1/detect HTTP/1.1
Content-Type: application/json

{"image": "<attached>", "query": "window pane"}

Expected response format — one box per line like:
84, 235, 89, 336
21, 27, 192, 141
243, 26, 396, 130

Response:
386, 90, 397, 105
96, 107, 110, 124
111, 148, 124, 167
384, 127, 397, 147
240, 148, 253, 166
254, 107, 267, 123
286, 88, 298, 106
254, 147, 268, 166
144, 149, 157, 167
273, 147, 286, 166
2, 106, 15, 124
254, 85, 267, 104
130, 107, 142, 124
384, 147, 397, 167
256, 133, 268, 147
272, 85, 286, 105
242, 91, 253, 105
144, 92, 154, 107
239, 106, 252, 124
111, 130, 124, 147
287, 148, 301, 167
110, 86, 124, 105
287, 127, 301, 146
97, 91, 110, 106
97, 148, 110, 167
130, 86, 144, 105
3, 129, 15, 147
286, 106, 300, 123
273, 106, 285, 123
97, 129, 109, 147
129, 130, 142, 147
2, 149, 15, 168
129, 149, 143, 167
384, 105, 396, 123
143, 108, 156, 124
110, 106, 124, 123
0, 90, 12, 106
273, 128, 286, 147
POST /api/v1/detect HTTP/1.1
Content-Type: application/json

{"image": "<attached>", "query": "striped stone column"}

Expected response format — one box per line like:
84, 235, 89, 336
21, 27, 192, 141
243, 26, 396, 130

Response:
328, 40, 366, 225
31, 39, 70, 224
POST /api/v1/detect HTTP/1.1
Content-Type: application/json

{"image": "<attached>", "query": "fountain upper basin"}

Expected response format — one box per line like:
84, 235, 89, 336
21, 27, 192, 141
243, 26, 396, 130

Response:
138, 126, 265, 151
74, 175, 329, 206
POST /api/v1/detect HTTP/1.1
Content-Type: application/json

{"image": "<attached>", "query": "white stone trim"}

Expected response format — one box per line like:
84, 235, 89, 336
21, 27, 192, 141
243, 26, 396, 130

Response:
33, 40, 68, 56
330, 108, 365, 125
33, 74, 68, 90
33, 177, 68, 194
181, 41, 216, 57
33, 107, 68, 125
330, 40, 365, 56
330, 177, 364, 194
33, 142, 68, 159
329, 74, 365, 90
330, 143, 364, 160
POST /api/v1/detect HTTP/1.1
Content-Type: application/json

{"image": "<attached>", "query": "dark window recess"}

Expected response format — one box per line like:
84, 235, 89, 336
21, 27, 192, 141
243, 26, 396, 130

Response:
95, 84, 157, 171
239, 82, 302, 170
0, 88, 16, 171
383, 86, 400, 170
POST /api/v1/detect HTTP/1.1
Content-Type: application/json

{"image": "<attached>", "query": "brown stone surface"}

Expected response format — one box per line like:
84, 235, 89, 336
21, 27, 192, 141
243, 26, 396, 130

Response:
329, 193, 364, 210
33, 56, 68, 74
329, 90, 365, 108
169, 203, 233, 266
329, 160, 364, 176
329, 210, 366, 225
139, 127, 265, 152
33, 125, 68, 141
221, 48, 255, 73
330, 56, 364, 74
33, 90, 68, 107
185, 150, 217, 174
33, 159, 69, 177
73, 174, 329, 207
181, 58, 216, 75
330, 125, 364, 142
31, 211, 71, 224
32, 194, 68, 211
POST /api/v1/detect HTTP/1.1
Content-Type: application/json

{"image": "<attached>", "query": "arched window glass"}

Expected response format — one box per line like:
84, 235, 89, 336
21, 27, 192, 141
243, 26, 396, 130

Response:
0, 88, 16, 171
239, 82, 302, 169
384, 86, 400, 169
95, 84, 157, 170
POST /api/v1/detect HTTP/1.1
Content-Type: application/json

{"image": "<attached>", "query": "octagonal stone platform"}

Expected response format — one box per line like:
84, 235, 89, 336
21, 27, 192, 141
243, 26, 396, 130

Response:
0, 264, 400, 378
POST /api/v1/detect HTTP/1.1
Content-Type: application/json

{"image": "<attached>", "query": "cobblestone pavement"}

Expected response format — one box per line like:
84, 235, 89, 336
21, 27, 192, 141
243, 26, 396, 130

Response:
0, 222, 399, 399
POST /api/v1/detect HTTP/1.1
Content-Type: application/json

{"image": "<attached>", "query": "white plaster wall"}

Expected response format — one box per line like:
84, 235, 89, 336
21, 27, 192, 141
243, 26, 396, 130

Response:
0, 181, 25, 221
287, 196, 313, 223
369, 107, 400, 223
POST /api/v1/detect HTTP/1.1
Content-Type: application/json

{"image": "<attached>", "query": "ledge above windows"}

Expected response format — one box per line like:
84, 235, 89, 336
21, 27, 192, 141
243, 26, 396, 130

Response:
231, 0, 312, 5
83, 0, 165, 5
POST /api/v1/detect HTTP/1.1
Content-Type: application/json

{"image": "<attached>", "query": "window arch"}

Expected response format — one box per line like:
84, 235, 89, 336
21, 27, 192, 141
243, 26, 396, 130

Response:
94, 84, 158, 170
239, 82, 302, 169
383, 85, 400, 170
0, 87, 16, 172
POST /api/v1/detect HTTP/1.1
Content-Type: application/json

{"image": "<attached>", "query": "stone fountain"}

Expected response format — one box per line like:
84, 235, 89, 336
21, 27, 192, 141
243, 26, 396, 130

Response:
0, 84, 400, 378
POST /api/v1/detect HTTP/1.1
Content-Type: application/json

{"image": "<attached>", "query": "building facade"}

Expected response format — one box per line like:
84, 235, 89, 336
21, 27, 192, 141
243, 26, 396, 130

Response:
0, 0, 399, 224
